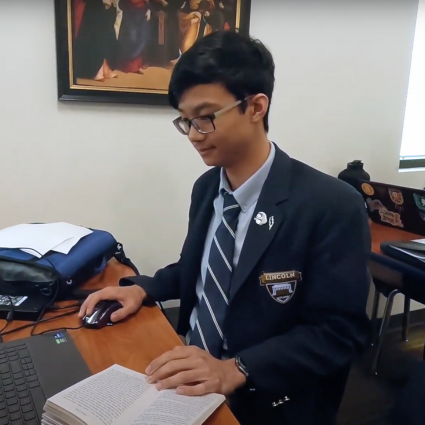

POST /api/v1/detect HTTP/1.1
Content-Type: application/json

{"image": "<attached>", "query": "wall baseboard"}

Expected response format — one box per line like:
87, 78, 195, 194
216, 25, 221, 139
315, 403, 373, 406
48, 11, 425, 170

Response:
383, 308, 425, 331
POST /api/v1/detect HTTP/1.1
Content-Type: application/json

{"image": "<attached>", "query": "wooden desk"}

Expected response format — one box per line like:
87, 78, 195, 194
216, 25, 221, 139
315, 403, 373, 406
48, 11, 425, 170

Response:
369, 219, 425, 298
1, 260, 239, 425
370, 221, 422, 254
368, 221, 425, 372
369, 221, 423, 290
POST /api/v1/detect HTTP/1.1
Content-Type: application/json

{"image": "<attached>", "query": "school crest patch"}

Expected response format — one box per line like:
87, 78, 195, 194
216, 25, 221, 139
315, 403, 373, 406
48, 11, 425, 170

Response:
260, 271, 302, 304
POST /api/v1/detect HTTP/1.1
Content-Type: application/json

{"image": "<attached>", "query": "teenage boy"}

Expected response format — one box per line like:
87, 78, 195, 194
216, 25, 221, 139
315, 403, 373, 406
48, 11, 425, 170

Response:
80, 31, 371, 425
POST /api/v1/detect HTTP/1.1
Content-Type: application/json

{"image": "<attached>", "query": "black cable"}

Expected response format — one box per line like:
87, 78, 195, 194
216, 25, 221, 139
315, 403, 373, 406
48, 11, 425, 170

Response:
31, 280, 63, 336
0, 295, 16, 339
0, 303, 81, 340
23, 252, 63, 337
1, 307, 79, 337
157, 302, 166, 314
0, 321, 9, 334
47, 302, 82, 310
2, 308, 79, 336
113, 245, 168, 317
32, 325, 84, 336
6, 295, 14, 322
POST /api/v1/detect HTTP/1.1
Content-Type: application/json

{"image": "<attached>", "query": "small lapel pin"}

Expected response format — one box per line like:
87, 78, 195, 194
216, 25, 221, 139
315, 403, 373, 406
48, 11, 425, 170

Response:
254, 212, 267, 226
269, 216, 275, 230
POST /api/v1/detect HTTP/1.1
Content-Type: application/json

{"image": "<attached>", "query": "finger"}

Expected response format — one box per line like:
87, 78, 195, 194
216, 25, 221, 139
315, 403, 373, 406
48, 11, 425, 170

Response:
78, 288, 116, 318
79, 293, 104, 318
176, 382, 210, 396
78, 300, 88, 318
110, 305, 133, 322
146, 346, 193, 375
156, 370, 201, 390
148, 358, 196, 384
78, 296, 96, 318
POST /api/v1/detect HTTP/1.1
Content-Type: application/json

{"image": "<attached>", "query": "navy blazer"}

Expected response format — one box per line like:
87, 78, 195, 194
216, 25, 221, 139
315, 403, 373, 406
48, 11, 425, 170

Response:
386, 361, 425, 425
125, 146, 371, 425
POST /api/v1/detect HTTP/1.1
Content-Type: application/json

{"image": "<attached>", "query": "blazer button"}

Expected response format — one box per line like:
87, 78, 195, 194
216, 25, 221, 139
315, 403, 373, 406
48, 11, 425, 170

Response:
272, 396, 290, 407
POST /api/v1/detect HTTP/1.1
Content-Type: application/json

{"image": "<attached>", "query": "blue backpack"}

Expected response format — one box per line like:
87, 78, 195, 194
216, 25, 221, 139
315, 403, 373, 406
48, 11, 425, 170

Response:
0, 228, 139, 301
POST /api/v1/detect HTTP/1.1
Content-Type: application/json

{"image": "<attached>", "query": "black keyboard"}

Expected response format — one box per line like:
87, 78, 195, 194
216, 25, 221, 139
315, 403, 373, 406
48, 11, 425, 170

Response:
0, 343, 41, 425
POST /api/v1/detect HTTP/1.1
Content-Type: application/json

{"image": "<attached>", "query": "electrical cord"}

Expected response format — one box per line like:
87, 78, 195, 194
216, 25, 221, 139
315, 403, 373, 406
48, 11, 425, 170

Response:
28, 301, 84, 335
113, 245, 168, 317
157, 301, 166, 314
0, 307, 80, 338
30, 280, 62, 336
6, 294, 15, 322
47, 302, 82, 310
32, 325, 84, 336
0, 294, 81, 341
0, 295, 16, 341
0, 321, 9, 335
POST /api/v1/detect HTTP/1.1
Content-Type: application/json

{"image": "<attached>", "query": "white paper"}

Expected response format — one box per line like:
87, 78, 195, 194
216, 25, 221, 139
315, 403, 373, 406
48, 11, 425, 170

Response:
0, 223, 92, 258
51, 234, 91, 255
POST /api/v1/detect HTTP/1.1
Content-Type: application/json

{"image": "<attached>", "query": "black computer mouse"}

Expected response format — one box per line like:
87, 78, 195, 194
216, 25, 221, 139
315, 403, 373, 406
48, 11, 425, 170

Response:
82, 300, 123, 329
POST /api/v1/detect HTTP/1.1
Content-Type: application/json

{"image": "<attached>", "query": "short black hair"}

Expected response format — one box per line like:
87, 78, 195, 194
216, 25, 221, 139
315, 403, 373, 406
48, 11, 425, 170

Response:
168, 31, 275, 132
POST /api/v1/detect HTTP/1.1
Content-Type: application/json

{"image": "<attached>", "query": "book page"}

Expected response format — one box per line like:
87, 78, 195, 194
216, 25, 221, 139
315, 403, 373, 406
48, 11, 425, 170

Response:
46, 365, 157, 425
130, 390, 225, 425
41, 414, 63, 425
41, 411, 69, 425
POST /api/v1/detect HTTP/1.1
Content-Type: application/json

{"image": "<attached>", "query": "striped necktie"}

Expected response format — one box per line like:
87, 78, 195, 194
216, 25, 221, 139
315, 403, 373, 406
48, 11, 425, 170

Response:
190, 191, 241, 358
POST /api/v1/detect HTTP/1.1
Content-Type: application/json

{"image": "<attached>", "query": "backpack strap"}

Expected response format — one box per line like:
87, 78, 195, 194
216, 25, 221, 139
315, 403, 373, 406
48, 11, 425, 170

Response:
114, 243, 140, 276
72, 243, 167, 320
114, 243, 167, 316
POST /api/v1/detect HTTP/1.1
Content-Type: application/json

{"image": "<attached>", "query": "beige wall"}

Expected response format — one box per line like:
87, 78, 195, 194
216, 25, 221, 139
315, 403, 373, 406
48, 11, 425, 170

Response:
0, 0, 423, 312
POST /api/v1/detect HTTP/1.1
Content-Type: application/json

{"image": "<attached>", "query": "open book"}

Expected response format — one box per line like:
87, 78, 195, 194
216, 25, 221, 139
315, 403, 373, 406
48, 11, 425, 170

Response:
41, 364, 226, 425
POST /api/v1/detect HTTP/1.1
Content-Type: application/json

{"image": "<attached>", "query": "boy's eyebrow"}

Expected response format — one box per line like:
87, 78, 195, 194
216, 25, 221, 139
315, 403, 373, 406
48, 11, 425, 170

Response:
178, 102, 222, 116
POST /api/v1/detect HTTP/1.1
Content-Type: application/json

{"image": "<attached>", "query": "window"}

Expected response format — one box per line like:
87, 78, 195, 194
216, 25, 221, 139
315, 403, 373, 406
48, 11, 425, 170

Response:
399, 0, 425, 169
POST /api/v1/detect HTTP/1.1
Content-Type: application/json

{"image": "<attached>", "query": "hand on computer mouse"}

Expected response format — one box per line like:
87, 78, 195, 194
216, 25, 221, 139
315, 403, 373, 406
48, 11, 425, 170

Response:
78, 285, 146, 322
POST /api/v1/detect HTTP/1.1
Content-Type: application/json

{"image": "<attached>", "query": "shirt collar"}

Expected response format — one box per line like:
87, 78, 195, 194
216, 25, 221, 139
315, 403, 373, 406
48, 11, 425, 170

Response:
219, 142, 276, 213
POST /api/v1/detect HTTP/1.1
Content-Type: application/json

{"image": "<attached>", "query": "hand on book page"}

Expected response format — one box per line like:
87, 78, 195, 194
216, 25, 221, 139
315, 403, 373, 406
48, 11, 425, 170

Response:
146, 346, 246, 396
42, 365, 225, 425
130, 390, 225, 425
43, 365, 158, 425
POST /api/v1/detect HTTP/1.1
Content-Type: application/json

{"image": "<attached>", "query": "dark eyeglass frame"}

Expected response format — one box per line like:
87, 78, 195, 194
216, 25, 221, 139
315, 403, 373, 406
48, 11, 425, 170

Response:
172, 98, 247, 135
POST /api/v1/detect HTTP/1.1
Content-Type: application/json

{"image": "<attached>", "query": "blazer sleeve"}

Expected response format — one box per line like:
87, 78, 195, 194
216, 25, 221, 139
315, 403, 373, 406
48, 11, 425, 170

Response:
119, 187, 198, 303
238, 195, 371, 394
120, 264, 181, 302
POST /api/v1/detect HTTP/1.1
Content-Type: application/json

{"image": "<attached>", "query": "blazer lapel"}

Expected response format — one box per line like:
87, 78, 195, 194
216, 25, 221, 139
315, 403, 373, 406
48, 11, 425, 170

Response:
230, 147, 292, 302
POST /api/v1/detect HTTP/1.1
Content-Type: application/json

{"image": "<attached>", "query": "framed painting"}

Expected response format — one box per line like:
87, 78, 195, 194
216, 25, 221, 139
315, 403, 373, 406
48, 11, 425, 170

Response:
55, 0, 252, 106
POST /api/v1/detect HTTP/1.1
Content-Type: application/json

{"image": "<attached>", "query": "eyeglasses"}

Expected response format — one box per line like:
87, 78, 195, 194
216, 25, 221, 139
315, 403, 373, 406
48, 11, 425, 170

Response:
172, 98, 246, 135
